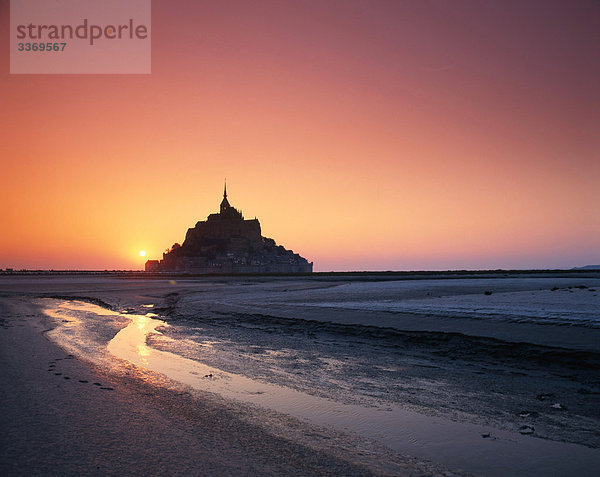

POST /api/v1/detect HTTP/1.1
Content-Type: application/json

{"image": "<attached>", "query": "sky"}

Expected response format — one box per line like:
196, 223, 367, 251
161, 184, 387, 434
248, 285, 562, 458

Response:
1, 0, 598, 271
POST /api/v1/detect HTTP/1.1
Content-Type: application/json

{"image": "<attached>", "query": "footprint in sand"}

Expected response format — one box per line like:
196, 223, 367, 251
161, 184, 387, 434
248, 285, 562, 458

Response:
79, 380, 88, 383
54, 372, 62, 376
64, 376, 70, 380
100, 387, 114, 391
93, 382, 102, 386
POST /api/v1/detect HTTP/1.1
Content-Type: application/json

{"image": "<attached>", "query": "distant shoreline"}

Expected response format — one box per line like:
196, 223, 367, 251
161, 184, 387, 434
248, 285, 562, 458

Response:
1, 268, 599, 280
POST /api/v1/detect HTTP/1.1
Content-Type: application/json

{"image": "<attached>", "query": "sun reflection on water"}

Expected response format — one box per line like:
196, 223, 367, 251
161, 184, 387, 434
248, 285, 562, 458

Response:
136, 316, 147, 330
137, 343, 151, 358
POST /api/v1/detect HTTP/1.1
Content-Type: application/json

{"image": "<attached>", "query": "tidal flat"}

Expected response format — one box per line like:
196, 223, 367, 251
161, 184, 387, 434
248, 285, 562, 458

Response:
1, 272, 599, 476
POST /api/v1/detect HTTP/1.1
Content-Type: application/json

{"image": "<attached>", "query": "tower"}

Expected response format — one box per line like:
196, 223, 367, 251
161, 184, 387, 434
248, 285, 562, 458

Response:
220, 180, 231, 213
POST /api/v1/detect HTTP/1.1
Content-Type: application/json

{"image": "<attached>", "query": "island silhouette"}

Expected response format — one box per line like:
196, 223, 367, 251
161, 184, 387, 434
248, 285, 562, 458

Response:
145, 184, 313, 274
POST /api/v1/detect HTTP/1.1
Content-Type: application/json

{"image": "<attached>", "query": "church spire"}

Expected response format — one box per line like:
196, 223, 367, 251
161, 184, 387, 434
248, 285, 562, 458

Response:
220, 179, 231, 213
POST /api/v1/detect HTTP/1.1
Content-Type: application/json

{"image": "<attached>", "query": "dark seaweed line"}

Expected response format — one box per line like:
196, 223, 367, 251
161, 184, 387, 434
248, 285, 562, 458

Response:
174, 311, 600, 371
38, 295, 115, 311
326, 306, 600, 330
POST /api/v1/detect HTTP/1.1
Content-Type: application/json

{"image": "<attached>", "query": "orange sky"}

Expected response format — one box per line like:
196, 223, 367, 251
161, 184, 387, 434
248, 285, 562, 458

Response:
1, 1, 599, 271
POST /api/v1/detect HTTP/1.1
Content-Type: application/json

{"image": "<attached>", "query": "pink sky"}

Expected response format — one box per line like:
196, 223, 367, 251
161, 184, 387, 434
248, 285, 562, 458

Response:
1, 1, 598, 271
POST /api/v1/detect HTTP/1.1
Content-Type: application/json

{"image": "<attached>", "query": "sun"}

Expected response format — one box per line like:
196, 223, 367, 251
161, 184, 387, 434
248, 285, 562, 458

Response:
139, 250, 146, 257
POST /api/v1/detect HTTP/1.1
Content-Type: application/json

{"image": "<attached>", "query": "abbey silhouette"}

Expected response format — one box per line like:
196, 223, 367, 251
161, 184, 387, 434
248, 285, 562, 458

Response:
145, 184, 313, 273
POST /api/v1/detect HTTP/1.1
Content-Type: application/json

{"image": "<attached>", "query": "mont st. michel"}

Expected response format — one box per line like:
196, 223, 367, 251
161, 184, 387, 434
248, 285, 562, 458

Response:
145, 185, 313, 274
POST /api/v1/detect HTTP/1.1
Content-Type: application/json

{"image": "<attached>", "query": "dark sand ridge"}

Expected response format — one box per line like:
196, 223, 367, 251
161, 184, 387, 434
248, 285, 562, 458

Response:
0, 296, 462, 476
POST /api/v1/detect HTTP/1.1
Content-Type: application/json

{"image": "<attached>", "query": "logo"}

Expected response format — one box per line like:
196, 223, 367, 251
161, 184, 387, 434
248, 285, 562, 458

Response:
10, 0, 151, 74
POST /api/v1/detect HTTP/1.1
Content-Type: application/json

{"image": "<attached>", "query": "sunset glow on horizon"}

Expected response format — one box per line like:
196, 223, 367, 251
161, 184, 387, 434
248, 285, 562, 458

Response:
1, 1, 598, 271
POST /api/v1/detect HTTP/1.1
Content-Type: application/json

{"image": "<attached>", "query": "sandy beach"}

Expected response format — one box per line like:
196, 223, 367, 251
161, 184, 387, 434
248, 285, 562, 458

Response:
1, 272, 599, 476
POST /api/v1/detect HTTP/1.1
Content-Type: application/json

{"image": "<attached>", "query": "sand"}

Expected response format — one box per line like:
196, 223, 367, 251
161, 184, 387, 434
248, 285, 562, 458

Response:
1, 272, 599, 476
0, 291, 459, 476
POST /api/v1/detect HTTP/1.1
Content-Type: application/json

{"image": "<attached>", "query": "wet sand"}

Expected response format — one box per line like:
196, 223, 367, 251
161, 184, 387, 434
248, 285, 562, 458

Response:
0, 294, 458, 476
1, 273, 599, 475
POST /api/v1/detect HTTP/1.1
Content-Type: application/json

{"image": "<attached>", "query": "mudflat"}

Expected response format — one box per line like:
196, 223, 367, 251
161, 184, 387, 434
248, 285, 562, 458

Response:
1, 272, 599, 476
